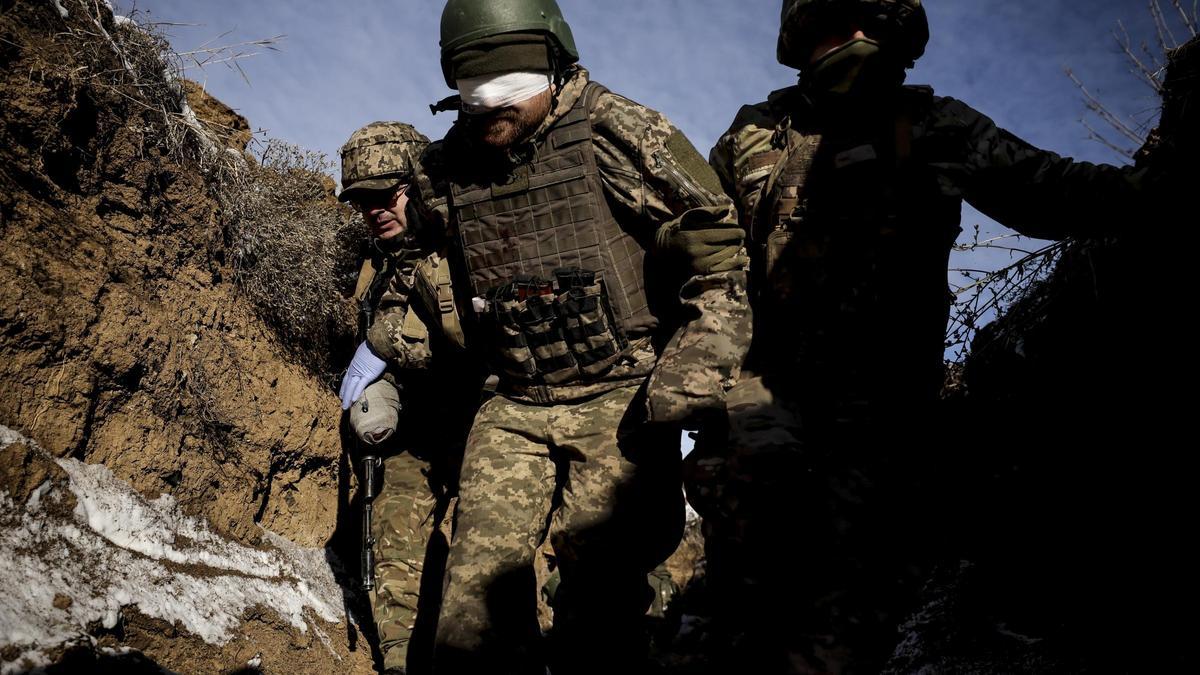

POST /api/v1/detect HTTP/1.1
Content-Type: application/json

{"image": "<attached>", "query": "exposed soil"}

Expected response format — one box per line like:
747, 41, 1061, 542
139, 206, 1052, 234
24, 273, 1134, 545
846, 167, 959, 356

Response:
1, 1, 372, 672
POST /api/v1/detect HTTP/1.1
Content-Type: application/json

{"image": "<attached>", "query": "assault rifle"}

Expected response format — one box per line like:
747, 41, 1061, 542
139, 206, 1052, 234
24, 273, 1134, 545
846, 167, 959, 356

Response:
359, 444, 382, 593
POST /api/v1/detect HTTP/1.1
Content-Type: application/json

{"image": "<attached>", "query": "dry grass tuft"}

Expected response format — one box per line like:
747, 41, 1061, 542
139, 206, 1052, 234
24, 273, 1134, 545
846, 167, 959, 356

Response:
216, 140, 361, 377
28, 0, 362, 379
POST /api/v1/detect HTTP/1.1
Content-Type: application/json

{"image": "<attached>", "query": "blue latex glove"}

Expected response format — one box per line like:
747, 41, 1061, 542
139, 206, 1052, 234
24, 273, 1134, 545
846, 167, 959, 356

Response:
339, 341, 387, 410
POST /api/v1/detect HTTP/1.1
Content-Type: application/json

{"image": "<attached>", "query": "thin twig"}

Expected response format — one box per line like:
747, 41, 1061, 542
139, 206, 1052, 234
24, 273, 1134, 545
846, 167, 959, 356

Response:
178, 35, 284, 72
1081, 119, 1138, 159
1171, 0, 1198, 34
1065, 69, 1148, 146
945, 239, 1065, 361
1116, 21, 1167, 92
1152, 0, 1180, 50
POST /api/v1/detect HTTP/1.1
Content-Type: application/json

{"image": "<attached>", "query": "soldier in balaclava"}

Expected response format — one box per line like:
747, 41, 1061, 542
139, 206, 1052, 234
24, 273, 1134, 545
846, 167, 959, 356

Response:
702, 1, 1176, 672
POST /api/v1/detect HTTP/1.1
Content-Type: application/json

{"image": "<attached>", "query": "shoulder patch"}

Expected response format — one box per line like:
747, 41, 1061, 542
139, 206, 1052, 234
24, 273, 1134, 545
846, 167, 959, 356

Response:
666, 130, 726, 199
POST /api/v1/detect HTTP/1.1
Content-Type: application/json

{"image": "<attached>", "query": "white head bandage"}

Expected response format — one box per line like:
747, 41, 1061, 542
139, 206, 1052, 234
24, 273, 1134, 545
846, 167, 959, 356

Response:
457, 71, 552, 114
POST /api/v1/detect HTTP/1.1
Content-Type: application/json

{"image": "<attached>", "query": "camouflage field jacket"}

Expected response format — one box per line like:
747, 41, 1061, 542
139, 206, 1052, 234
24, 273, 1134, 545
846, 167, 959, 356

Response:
376, 67, 751, 418
710, 83, 1160, 407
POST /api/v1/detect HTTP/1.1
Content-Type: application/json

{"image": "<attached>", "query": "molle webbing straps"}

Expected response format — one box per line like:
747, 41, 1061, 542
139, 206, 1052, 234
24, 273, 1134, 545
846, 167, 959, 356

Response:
355, 256, 394, 340
482, 267, 626, 385
448, 80, 654, 387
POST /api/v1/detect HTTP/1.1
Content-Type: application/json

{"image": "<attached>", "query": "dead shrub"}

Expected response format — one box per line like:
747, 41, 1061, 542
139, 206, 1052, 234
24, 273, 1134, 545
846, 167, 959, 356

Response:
33, 1, 362, 378
217, 140, 362, 378
33, 0, 225, 168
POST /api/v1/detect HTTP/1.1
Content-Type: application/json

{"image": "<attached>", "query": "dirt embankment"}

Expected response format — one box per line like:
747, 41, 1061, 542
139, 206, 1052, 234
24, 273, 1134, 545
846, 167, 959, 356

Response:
0, 3, 341, 550
885, 33, 1200, 675
1, 1, 371, 672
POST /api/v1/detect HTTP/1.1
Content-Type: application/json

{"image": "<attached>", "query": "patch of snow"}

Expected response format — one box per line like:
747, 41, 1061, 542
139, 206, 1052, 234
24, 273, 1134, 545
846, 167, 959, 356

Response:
98, 645, 132, 656
58, 455, 284, 578
0, 425, 26, 448
307, 616, 340, 662
93, 646, 178, 675
25, 481, 52, 512
0, 425, 344, 671
260, 530, 344, 620
2, 648, 51, 675
99, 0, 136, 26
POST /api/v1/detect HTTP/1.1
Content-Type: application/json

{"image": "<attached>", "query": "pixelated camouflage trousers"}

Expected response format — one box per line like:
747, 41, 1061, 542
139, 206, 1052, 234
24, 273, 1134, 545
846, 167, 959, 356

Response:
435, 384, 685, 675
371, 449, 457, 673
686, 373, 936, 674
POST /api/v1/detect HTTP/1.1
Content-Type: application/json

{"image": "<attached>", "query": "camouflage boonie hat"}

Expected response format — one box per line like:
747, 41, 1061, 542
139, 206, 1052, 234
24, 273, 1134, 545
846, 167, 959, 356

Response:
339, 121, 430, 202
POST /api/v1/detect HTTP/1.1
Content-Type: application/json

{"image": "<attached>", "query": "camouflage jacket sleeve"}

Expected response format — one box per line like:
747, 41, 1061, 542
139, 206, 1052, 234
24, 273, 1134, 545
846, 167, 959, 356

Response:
933, 96, 1160, 240
590, 92, 752, 424
708, 100, 781, 231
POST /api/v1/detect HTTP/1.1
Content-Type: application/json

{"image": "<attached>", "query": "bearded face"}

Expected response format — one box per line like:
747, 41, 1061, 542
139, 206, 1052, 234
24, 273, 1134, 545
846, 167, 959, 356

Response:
464, 87, 554, 149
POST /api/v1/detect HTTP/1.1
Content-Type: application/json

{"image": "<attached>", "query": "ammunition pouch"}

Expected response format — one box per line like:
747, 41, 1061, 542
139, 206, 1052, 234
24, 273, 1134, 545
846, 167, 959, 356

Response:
483, 268, 627, 385
414, 252, 467, 349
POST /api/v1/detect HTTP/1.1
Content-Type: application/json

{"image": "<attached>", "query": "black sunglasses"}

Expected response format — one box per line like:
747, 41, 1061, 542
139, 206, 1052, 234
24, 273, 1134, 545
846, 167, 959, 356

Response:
349, 184, 409, 211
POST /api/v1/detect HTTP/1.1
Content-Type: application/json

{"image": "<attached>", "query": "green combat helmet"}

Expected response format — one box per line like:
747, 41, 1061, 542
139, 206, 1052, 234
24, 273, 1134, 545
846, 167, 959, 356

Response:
439, 0, 579, 88
777, 0, 929, 70
338, 121, 430, 203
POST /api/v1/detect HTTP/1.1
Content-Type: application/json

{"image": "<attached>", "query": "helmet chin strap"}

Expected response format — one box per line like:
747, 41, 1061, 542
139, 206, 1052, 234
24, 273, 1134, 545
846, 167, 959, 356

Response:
547, 34, 564, 113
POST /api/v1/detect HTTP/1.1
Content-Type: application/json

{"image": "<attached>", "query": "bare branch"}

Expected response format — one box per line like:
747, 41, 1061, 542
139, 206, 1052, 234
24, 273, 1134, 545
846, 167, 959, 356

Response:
1082, 118, 1138, 159
234, 59, 252, 88
141, 21, 202, 29
946, 240, 1066, 361
1171, 0, 1199, 35
1065, 69, 1148, 148
1152, 0, 1180, 49
1115, 21, 1167, 92
961, 244, 1043, 256
956, 233, 1024, 247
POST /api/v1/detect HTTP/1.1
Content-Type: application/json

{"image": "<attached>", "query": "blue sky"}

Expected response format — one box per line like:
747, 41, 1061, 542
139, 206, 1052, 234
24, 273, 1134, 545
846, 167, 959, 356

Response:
133, 1, 1164, 165
130, 0, 1177, 353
